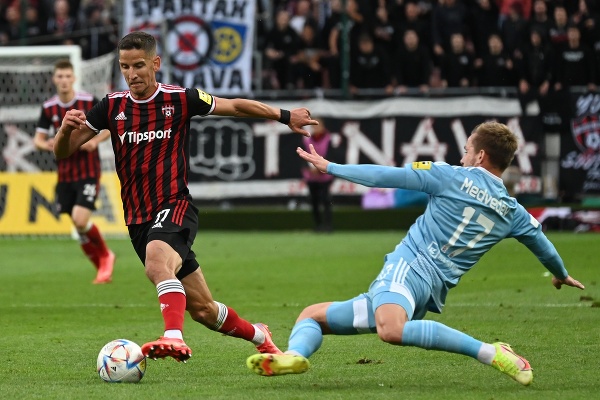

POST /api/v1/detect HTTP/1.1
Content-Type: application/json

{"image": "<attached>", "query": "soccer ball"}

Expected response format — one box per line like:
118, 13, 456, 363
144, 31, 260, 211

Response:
97, 339, 147, 383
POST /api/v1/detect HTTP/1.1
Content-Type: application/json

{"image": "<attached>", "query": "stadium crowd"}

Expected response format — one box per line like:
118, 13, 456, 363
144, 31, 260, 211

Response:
2, 0, 599, 98
0, 0, 118, 59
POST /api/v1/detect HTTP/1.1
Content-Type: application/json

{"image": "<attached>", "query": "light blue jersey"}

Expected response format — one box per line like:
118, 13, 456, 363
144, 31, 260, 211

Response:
327, 161, 568, 313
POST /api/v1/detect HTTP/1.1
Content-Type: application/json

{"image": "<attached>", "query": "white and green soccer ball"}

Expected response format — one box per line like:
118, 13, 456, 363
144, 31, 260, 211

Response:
97, 339, 146, 383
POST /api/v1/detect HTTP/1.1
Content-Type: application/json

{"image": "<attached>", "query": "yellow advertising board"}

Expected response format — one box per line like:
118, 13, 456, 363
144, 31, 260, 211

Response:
0, 172, 126, 235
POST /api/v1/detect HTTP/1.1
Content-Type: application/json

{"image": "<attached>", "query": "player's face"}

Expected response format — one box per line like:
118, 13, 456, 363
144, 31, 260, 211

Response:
52, 68, 75, 95
119, 48, 160, 99
461, 133, 483, 167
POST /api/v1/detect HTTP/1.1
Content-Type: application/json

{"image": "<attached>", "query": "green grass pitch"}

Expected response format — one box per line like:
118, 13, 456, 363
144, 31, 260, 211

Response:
1, 231, 598, 399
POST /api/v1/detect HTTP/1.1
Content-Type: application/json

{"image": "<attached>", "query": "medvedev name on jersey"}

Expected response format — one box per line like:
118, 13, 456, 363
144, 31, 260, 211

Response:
460, 177, 510, 216
121, 128, 172, 144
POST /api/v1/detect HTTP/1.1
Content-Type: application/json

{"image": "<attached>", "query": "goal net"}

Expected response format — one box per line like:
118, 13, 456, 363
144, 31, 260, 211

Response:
0, 45, 124, 237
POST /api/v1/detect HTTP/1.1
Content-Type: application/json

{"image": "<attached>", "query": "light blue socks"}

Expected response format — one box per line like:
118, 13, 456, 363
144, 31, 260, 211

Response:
401, 320, 483, 359
287, 318, 323, 358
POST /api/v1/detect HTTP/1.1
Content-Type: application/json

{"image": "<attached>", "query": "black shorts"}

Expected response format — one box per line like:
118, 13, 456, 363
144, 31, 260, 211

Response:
128, 200, 200, 280
55, 178, 99, 214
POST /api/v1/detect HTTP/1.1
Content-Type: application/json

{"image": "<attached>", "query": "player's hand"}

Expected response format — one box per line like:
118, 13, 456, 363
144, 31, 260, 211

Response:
296, 143, 329, 173
552, 275, 585, 290
60, 109, 87, 135
288, 108, 318, 137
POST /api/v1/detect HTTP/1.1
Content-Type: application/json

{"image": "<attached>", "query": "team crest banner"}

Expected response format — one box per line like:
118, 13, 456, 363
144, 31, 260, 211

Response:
122, 0, 255, 95
560, 92, 600, 201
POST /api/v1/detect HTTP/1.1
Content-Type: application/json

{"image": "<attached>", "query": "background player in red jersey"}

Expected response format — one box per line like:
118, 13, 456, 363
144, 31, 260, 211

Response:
53, 31, 318, 363
34, 59, 115, 284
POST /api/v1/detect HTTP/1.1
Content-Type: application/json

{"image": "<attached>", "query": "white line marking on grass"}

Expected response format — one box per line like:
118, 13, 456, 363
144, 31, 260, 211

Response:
3, 303, 153, 308
449, 303, 590, 308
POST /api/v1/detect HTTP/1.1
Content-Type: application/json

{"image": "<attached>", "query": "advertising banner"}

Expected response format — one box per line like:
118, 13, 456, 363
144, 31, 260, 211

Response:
186, 97, 543, 199
0, 172, 126, 235
122, 0, 255, 95
560, 92, 600, 201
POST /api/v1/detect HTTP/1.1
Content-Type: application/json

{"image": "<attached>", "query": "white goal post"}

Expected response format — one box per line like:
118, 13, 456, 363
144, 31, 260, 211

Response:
0, 45, 115, 171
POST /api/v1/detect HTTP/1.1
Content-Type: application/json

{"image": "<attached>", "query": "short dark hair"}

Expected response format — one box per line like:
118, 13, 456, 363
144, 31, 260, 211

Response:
53, 59, 73, 72
472, 122, 518, 171
118, 31, 157, 56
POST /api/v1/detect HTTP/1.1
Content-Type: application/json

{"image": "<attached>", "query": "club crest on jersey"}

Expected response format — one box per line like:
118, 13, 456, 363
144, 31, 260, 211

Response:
162, 104, 175, 118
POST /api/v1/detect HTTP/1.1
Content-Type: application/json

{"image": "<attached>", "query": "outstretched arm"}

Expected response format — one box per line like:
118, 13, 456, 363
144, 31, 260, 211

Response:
53, 109, 96, 159
516, 218, 585, 291
212, 97, 318, 137
297, 144, 410, 188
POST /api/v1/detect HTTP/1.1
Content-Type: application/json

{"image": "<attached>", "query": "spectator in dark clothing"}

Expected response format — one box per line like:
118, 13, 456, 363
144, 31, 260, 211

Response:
289, 0, 319, 36
475, 33, 515, 86
394, 29, 432, 94
554, 25, 597, 91
264, 9, 301, 89
350, 32, 393, 96
528, 0, 552, 41
440, 32, 474, 88
373, 2, 396, 57
515, 29, 554, 114
431, 0, 469, 61
0, 2, 44, 45
24, 4, 45, 40
324, 0, 369, 89
292, 24, 324, 89
0, 3, 21, 45
79, 5, 117, 59
500, 2, 529, 59
571, 0, 600, 51
469, 0, 500, 58
46, 0, 78, 45
549, 6, 569, 49
395, 1, 432, 54
497, 0, 532, 21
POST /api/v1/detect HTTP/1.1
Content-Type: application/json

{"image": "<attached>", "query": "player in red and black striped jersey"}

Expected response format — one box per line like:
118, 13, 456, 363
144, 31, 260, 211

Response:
54, 31, 318, 363
34, 59, 115, 284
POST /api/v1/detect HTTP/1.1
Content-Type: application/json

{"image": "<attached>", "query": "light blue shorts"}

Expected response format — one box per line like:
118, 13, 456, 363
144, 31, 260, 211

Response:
326, 247, 432, 335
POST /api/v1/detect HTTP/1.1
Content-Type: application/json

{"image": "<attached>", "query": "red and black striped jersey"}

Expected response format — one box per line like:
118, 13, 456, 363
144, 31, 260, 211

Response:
36, 92, 101, 182
86, 83, 215, 225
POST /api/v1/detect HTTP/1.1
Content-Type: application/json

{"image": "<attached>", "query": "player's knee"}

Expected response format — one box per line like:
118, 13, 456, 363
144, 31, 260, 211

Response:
72, 218, 88, 232
297, 303, 330, 327
376, 322, 405, 345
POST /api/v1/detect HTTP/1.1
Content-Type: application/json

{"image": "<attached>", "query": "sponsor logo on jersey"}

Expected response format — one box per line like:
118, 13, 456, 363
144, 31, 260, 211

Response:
119, 128, 172, 145
412, 161, 432, 170
197, 89, 212, 105
115, 111, 127, 120
460, 177, 510, 216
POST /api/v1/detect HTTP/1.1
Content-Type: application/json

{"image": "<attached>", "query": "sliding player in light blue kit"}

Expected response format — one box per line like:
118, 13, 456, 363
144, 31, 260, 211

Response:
246, 121, 585, 385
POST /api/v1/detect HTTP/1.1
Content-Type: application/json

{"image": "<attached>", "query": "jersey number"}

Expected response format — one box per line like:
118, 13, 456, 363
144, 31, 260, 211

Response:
155, 209, 170, 224
442, 206, 494, 257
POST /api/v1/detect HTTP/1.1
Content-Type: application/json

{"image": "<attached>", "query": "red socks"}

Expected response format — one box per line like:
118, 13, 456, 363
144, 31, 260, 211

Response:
214, 302, 255, 341
79, 223, 109, 268
81, 241, 101, 269
156, 280, 186, 332
85, 223, 109, 256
